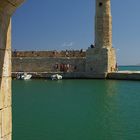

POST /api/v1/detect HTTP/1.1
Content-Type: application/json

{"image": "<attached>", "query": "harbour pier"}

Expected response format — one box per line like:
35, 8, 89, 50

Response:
108, 71, 140, 80
12, 71, 140, 81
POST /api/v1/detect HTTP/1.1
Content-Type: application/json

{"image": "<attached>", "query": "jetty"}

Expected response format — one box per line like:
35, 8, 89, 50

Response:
108, 71, 140, 80
12, 71, 140, 81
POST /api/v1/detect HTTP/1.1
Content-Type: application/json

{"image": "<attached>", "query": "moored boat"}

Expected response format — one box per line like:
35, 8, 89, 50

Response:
51, 74, 62, 80
16, 72, 32, 80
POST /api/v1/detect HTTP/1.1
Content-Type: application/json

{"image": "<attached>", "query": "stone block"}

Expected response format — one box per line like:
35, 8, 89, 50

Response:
0, 77, 11, 109
0, 110, 2, 139
0, 50, 11, 77
1, 107, 12, 137
86, 47, 116, 74
0, 0, 24, 16
1, 133, 11, 140
7, 0, 25, 7
12, 57, 86, 73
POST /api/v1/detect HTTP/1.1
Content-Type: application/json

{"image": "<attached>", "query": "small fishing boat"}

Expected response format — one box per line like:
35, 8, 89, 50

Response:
16, 72, 32, 80
51, 74, 62, 80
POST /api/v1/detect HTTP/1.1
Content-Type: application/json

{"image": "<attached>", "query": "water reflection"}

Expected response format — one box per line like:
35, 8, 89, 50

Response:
97, 80, 123, 140
91, 80, 140, 140
13, 80, 140, 140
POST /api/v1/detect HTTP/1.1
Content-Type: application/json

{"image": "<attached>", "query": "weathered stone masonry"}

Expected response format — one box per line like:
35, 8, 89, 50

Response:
0, 1, 25, 140
86, 0, 116, 76
12, 51, 86, 73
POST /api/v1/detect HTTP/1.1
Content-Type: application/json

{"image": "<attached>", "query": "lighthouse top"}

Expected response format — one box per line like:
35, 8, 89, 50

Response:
95, 0, 112, 49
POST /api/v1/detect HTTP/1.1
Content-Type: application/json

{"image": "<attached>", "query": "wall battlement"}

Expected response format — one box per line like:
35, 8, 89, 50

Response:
12, 50, 86, 73
12, 50, 86, 58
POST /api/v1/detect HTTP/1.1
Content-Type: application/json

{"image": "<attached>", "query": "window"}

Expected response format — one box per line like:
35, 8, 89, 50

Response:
99, 2, 103, 7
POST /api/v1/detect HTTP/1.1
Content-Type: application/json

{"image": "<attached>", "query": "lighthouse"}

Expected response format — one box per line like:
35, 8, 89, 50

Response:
86, 0, 116, 78
95, 0, 112, 49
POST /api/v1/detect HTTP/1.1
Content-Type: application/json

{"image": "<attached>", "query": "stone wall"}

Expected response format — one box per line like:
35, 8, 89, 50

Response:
108, 48, 116, 72
86, 48, 108, 75
12, 57, 86, 73
95, 0, 112, 49
86, 47, 116, 76
85, 0, 116, 77
12, 47, 116, 77
0, 16, 12, 140
0, 15, 12, 140
107, 72, 140, 80
12, 50, 86, 58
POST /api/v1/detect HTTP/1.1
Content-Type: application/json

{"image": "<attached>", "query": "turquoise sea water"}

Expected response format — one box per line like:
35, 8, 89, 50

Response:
12, 76, 140, 140
119, 66, 140, 71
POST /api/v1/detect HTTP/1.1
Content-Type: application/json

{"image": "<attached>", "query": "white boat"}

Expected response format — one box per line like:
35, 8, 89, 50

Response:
51, 74, 62, 80
16, 72, 32, 80
21, 73, 32, 80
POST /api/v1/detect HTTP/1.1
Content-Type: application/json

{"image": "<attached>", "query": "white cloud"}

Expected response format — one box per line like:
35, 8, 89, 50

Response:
117, 48, 120, 51
62, 42, 74, 47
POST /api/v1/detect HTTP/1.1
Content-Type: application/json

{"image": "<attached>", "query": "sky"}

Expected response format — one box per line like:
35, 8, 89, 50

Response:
12, 0, 140, 65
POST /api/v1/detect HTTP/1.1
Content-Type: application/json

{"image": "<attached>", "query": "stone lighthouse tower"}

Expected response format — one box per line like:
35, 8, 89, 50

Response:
86, 0, 116, 78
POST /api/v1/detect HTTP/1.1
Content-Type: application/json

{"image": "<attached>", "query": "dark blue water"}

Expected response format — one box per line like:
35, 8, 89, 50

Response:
12, 79, 140, 140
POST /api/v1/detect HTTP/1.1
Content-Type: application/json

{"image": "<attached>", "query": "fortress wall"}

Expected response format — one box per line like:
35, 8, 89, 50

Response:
12, 50, 86, 58
108, 48, 116, 72
12, 57, 86, 73
86, 48, 108, 74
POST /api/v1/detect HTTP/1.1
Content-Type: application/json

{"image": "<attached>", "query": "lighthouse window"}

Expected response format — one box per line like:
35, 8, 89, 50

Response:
99, 2, 103, 7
